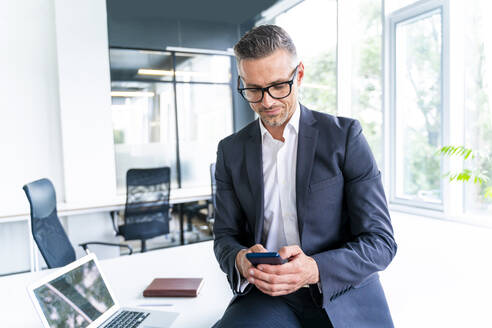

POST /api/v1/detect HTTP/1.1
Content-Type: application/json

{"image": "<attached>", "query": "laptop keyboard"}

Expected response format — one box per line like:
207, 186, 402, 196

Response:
104, 310, 150, 328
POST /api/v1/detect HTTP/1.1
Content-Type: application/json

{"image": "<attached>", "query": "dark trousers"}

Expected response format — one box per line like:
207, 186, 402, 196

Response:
213, 287, 333, 328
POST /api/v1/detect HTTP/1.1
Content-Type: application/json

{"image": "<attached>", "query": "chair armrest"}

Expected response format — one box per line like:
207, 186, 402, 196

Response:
78, 241, 133, 255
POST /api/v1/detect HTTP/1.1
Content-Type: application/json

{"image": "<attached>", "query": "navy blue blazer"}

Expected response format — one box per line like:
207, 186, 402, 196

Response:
213, 105, 397, 327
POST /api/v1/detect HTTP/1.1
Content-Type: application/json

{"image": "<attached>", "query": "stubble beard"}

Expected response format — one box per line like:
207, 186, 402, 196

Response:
260, 106, 290, 127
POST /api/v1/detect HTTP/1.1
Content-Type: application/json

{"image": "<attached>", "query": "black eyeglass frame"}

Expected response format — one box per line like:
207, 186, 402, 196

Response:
237, 65, 299, 103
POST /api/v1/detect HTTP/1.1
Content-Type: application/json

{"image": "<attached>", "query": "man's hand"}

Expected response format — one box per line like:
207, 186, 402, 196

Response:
235, 244, 268, 281
248, 245, 319, 297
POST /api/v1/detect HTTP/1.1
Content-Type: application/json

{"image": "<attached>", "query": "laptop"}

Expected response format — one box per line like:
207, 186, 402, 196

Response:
27, 253, 179, 328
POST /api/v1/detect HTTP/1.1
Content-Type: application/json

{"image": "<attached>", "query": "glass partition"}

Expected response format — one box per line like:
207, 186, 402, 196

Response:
110, 48, 173, 82
176, 84, 233, 188
111, 82, 178, 191
109, 48, 233, 192
175, 53, 231, 83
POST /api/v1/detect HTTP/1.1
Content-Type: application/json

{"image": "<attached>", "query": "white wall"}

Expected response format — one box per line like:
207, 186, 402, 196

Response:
0, 0, 119, 275
0, 0, 66, 274
54, 0, 117, 203
1, 0, 116, 211
1, 0, 65, 210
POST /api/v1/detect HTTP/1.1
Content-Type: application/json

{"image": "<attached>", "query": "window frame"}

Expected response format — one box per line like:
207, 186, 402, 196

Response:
387, 0, 449, 211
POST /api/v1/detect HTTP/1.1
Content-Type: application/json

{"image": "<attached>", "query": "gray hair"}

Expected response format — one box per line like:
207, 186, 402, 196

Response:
234, 25, 297, 64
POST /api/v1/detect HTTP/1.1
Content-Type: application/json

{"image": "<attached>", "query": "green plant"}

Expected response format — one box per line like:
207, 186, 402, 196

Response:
438, 145, 492, 199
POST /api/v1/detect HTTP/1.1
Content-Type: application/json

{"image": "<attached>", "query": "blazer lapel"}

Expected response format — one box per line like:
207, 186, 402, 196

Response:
296, 105, 318, 240
245, 121, 264, 244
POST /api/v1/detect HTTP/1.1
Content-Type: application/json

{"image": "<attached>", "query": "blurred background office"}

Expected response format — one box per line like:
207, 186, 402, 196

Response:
1, 0, 278, 274
1, 0, 492, 325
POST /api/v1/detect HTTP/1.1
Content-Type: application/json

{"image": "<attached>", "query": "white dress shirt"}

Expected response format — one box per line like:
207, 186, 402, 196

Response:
236, 103, 302, 292
259, 102, 301, 251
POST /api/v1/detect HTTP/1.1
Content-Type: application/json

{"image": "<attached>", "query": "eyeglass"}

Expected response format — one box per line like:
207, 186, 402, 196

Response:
237, 65, 299, 103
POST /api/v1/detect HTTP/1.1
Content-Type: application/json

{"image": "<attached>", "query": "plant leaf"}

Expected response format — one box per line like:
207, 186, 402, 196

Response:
438, 145, 475, 160
485, 187, 492, 199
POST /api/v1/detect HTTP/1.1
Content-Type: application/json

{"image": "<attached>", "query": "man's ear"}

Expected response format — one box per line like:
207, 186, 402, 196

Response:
297, 62, 305, 87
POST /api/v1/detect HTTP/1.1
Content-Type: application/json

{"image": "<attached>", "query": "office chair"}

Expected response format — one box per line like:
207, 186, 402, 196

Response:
182, 201, 208, 232
23, 178, 133, 269
181, 163, 217, 237
112, 167, 171, 252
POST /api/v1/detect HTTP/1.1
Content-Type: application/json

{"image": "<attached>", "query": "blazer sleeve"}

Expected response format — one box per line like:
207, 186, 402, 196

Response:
213, 139, 251, 295
311, 120, 397, 306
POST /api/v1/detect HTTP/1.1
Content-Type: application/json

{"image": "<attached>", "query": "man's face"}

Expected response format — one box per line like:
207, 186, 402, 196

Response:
238, 49, 304, 128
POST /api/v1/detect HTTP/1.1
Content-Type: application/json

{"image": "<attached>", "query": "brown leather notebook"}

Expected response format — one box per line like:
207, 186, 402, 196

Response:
143, 278, 204, 297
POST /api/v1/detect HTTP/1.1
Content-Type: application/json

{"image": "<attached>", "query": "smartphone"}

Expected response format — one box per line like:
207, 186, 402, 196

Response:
246, 252, 287, 266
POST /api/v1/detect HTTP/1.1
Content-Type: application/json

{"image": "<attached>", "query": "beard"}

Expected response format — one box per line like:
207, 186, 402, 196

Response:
259, 105, 290, 127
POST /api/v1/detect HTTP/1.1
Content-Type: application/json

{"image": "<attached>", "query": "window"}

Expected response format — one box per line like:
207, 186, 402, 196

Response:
274, 0, 337, 114
339, 0, 383, 168
109, 48, 233, 192
385, 0, 421, 14
269, 0, 492, 224
463, 0, 492, 214
274, 0, 383, 167
389, 3, 444, 208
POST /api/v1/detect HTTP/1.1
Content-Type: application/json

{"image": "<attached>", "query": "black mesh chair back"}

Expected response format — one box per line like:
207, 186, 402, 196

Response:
23, 178, 76, 268
120, 167, 171, 252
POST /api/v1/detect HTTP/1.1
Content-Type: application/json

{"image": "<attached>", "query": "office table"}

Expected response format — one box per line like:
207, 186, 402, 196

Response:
0, 187, 212, 222
0, 241, 232, 328
0, 187, 211, 272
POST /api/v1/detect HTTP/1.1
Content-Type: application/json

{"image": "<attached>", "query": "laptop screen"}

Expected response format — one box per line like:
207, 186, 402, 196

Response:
33, 259, 115, 328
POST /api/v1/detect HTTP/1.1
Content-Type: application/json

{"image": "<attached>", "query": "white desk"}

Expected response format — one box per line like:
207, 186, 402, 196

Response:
0, 186, 212, 222
0, 241, 232, 328
5, 211, 492, 327
0, 187, 211, 273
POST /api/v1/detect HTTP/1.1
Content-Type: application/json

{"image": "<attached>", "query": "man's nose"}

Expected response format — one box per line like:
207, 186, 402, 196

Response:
261, 91, 275, 108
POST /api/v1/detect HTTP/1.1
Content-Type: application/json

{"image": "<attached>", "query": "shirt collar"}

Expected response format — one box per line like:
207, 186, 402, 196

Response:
259, 102, 300, 141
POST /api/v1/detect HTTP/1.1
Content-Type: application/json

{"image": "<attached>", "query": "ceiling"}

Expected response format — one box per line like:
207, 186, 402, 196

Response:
107, 0, 279, 25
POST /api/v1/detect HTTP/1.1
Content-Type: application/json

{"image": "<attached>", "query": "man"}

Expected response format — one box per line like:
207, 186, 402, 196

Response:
213, 25, 396, 328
